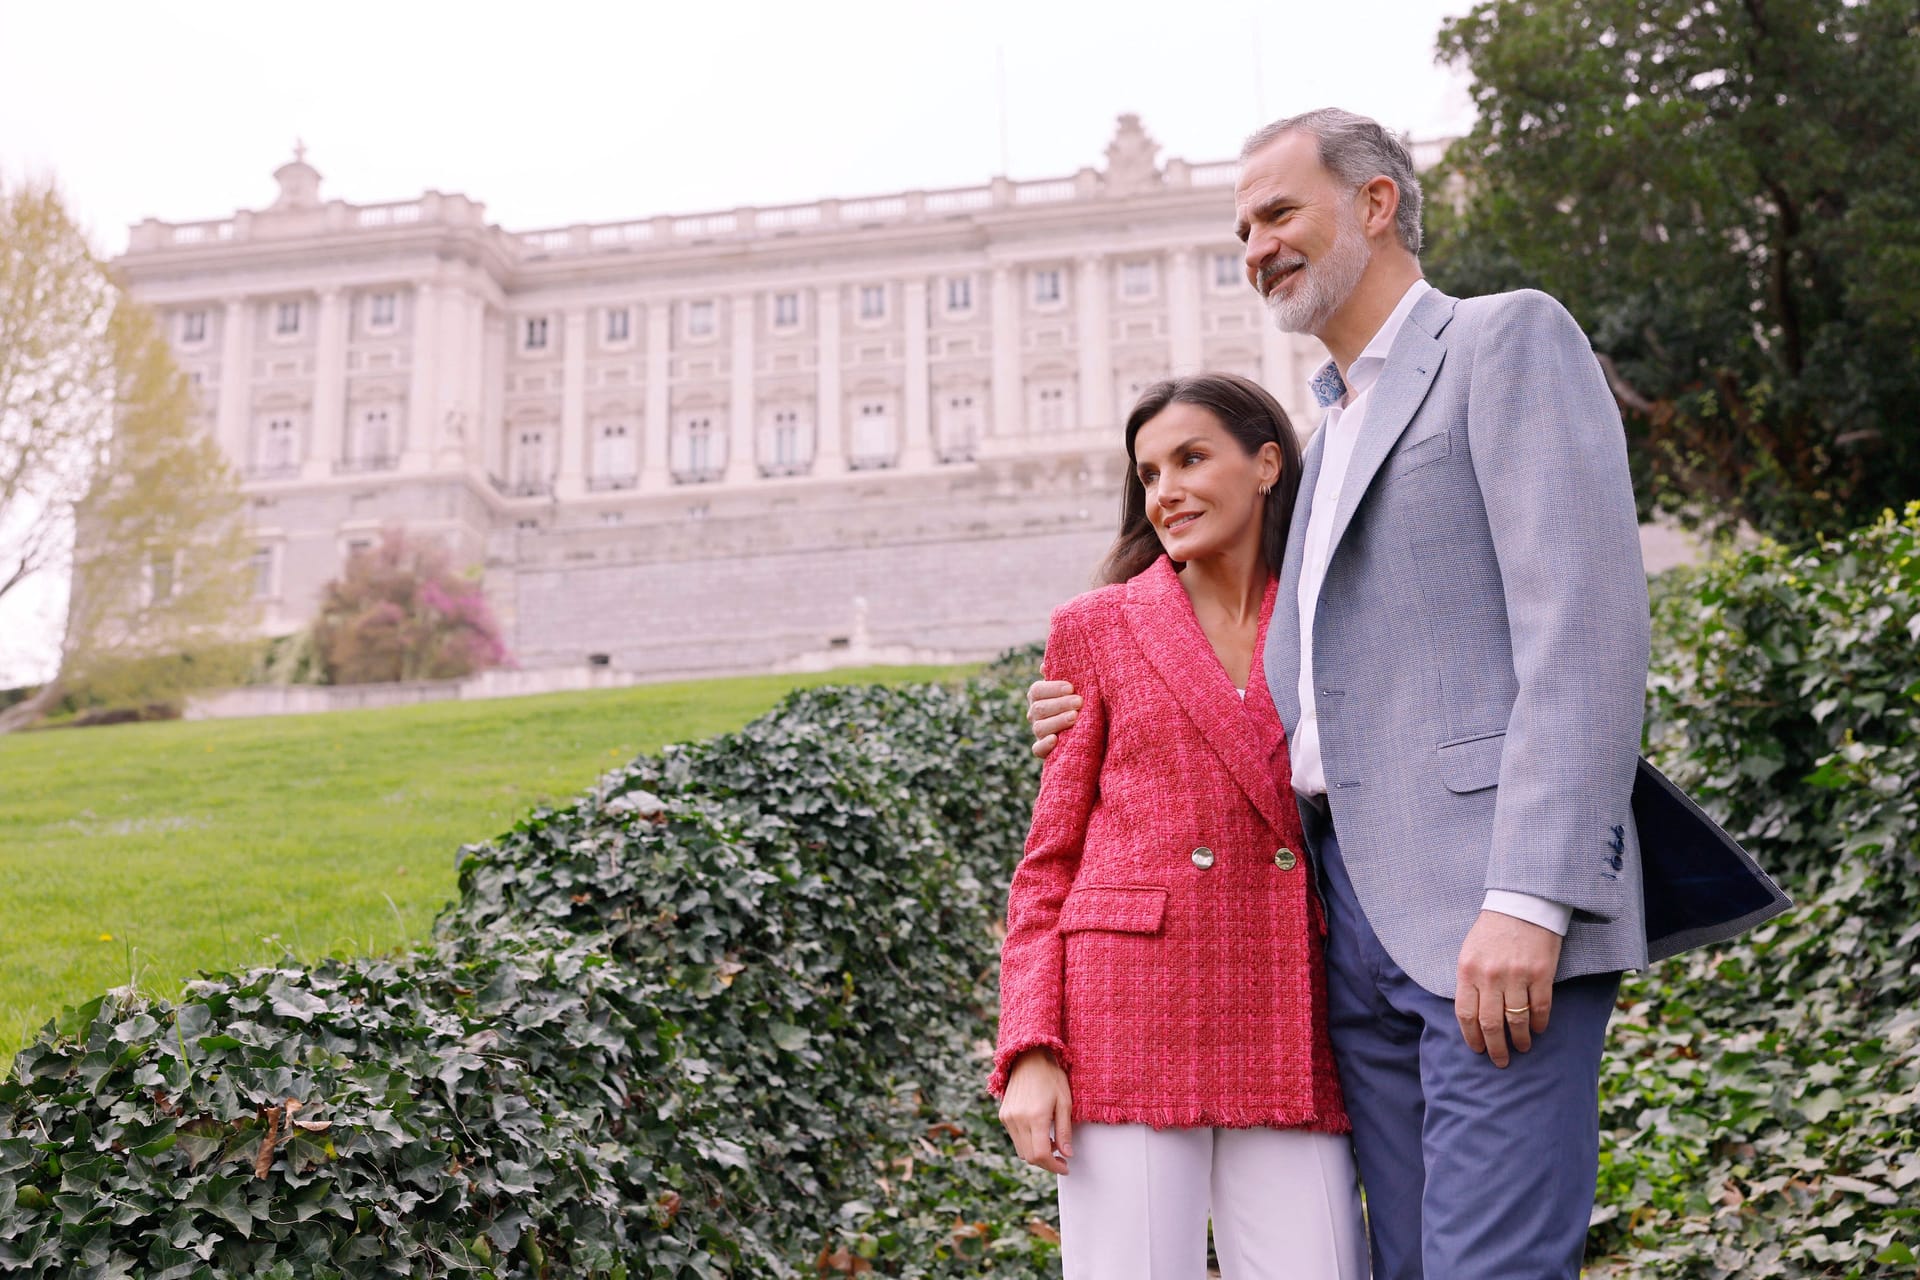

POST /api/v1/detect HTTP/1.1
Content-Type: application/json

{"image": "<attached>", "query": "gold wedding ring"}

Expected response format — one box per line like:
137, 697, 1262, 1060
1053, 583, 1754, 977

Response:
1504, 1005, 1531, 1016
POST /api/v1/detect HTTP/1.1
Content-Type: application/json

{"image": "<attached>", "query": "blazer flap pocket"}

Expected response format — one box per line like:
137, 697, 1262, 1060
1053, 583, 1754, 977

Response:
1385, 428, 1452, 477
1438, 731, 1506, 794
1058, 885, 1168, 935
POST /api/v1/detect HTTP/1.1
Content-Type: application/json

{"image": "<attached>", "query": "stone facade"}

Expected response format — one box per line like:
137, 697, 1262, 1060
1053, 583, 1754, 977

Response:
118, 120, 1424, 674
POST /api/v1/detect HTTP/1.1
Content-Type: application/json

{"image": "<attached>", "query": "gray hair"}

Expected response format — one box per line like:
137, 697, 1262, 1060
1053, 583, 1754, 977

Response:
1241, 108, 1424, 255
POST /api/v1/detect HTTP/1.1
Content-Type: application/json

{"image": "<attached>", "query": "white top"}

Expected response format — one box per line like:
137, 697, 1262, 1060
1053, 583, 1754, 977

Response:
1289, 278, 1570, 937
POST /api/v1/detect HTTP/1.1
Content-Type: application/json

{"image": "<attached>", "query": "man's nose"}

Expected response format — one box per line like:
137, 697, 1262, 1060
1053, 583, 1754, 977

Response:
1244, 231, 1278, 286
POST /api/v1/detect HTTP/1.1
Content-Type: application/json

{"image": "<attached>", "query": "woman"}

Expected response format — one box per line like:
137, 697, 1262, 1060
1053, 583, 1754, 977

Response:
992, 373, 1365, 1278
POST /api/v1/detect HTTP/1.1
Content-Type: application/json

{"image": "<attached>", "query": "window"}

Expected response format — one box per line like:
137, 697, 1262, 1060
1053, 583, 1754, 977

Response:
357, 409, 392, 465
1032, 269, 1062, 306
1213, 252, 1241, 288
275, 300, 302, 336
685, 416, 714, 475
180, 310, 207, 343
1036, 385, 1068, 430
368, 292, 397, 328
592, 423, 636, 488
939, 393, 981, 463
513, 428, 549, 494
858, 285, 887, 321
852, 400, 894, 467
524, 316, 549, 350
772, 292, 800, 328
250, 546, 276, 599
1121, 261, 1153, 299
946, 277, 973, 312
686, 300, 715, 337
605, 307, 631, 343
263, 417, 297, 471
772, 410, 801, 466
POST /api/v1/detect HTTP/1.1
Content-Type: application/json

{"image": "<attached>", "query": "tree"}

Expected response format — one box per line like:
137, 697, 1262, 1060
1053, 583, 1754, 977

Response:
1427, 0, 1920, 542
311, 529, 509, 685
0, 179, 256, 731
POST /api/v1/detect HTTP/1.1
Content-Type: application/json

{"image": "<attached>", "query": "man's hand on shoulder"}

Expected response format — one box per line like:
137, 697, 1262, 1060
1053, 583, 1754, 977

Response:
1455, 910, 1563, 1068
1026, 680, 1081, 761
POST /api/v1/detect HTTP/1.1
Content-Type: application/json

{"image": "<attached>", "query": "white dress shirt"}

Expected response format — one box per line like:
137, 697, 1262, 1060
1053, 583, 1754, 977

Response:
1291, 278, 1571, 937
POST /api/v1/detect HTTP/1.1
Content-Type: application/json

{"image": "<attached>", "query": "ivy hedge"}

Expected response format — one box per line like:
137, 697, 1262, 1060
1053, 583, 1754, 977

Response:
3, 506, 1917, 1276
0, 665, 1058, 1277
1591, 503, 1920, 1277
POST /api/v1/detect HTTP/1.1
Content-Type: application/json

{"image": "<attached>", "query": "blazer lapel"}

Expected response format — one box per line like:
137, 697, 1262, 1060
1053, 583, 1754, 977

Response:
1266, 426, 1324, 740
1322, 288, 1457, 567
1124, 558, 1291, 835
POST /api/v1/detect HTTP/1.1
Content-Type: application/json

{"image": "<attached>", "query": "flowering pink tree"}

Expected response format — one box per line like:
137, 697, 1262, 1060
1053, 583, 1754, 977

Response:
312, 529, 510, 684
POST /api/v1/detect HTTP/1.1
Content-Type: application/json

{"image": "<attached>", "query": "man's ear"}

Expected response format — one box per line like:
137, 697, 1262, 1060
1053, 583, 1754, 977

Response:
1359, 175, 1401, 242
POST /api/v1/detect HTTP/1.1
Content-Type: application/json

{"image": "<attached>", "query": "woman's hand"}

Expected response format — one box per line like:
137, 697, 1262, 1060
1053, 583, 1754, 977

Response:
1027, 679, 1082, 761
998, 1047, 1074, 1174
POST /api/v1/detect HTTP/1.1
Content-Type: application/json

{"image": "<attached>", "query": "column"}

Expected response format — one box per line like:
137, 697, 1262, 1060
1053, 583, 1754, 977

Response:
403, 283, 439, 470
640, 301, 672, 492
433, 287, 479, 469
725, 293, 758, 484
900, 277, 932, 469
989, 265, 1020, 442
457, 290, 487, 469
1261, 322, 1292, 399
556, 307, 588, 497
480, 309, 508, 482
305, 289, 347, 479
1167, 249, 1202, 374
1076, 255, 1113, 431
216, 297, 251, 468
813, 285, 844, 475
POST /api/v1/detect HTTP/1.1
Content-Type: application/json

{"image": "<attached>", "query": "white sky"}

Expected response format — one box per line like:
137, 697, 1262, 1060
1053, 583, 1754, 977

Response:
0, 0, 1476, 685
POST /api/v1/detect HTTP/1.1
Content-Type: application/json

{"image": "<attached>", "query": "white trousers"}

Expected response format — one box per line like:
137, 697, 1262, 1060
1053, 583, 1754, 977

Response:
1056, 1123, 1367, 1280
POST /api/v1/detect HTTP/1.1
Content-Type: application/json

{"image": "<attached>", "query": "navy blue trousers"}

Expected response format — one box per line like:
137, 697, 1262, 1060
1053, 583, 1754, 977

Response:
1305, 813, 1618, 1280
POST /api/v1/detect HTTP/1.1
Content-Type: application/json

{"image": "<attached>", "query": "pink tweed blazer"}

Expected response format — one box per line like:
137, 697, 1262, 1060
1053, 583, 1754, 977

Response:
991, 556, 1348, 1132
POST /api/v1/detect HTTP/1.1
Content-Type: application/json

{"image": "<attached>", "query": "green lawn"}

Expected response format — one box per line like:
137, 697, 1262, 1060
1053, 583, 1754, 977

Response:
0, 665, 968, 1059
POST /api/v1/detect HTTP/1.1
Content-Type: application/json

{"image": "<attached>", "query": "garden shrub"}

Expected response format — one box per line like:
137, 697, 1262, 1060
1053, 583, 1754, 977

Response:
0, 652, 1056, 1277
4, 508, 1916, 1276
1593, 503, 1920, 1276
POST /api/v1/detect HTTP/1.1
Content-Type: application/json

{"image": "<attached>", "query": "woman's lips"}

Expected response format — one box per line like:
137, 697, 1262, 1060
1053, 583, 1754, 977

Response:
1165, 512, 1201, 533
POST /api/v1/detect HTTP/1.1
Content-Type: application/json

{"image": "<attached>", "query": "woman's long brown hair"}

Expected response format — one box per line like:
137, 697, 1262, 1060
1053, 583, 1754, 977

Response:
1097, 372, 1304, 585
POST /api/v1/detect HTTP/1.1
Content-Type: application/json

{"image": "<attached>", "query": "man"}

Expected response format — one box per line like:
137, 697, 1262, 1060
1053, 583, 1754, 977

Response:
1027, 108, 1651, 1278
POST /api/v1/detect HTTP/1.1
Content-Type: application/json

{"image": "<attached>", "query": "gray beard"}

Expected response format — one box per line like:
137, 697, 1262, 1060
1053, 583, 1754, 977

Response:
1263, 214, 1372, 335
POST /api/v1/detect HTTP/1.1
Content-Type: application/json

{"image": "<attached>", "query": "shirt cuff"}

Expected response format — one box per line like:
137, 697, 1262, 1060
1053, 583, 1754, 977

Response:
1481, 890, 1573, 936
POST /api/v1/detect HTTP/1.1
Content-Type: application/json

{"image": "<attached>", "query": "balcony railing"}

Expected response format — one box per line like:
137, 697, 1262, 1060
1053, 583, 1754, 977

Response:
246, 462, 302, 481
758, 460, 810, 479
847, 455, 898, 472
671, 467, 724, 486
332, 455, 397, 475
586, 474, 638, 492
492, 474, 551, 498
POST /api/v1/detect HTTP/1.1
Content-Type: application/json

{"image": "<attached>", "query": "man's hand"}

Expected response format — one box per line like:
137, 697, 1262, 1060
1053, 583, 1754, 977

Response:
1455, 910, 1563, 1068
1027, 679, 1081, 761
999, 1048, 1074, 1174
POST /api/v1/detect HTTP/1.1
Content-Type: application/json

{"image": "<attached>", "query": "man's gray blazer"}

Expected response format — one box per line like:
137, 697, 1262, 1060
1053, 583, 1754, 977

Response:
1264, 286, 1652, 998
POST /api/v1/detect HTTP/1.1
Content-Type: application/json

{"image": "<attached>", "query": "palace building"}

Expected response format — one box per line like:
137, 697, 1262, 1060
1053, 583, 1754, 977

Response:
117, 117, 1437, 676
